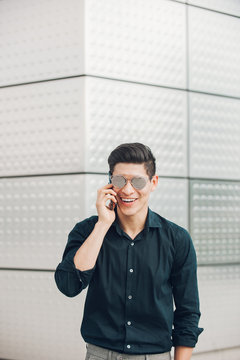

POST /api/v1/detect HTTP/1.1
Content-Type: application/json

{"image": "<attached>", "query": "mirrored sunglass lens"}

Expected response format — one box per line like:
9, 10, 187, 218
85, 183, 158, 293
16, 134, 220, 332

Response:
111, 176, 126, 188
131, 177, 147, 189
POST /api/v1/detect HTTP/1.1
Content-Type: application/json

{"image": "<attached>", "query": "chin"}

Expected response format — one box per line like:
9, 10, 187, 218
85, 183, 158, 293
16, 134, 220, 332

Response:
122, 209, 137, 216
118, 204, 144, 217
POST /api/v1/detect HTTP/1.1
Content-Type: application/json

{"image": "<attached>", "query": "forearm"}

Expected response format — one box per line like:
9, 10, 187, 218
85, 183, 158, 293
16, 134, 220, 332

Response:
73, 221, 110, 271
174, 346, 193, 360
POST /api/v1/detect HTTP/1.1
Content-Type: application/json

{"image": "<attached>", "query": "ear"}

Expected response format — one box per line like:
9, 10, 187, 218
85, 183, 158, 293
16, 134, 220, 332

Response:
150, 175, 158, 192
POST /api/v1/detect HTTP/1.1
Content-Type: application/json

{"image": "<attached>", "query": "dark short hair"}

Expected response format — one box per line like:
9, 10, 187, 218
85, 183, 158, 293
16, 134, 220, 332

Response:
108, 142, 156, 179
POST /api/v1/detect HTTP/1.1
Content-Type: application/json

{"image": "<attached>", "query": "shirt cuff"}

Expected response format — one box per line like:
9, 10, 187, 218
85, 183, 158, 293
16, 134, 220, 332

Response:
56, 249, 96, 290
74, 264, 96, 290
172, 326, 204, 347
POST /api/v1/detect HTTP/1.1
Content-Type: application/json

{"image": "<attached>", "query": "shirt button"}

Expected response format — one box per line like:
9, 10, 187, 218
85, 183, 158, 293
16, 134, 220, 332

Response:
129, 268, 134, 273
131, 242, 134, 246
128, 295, 132, 299
127, 321, 131, 325
127, 345, 131, 349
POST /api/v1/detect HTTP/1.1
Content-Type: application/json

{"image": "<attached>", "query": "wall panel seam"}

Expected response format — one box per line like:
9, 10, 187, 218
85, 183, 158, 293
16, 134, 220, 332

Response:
1, 75, 240, 101
187, 3, 240, 19
1, 174, 239, 182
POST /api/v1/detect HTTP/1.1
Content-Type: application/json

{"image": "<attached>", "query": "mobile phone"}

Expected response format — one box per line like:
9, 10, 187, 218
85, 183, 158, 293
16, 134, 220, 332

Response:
108, 172, 114, 210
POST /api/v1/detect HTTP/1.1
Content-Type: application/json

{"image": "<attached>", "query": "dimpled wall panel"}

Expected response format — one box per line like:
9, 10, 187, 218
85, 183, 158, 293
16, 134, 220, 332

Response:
0, 270, 86, 360
0, 0, 84, 86
190, 180, 240, 265
85, 77, 187, 176
188, 0, 240, 17
0, 76, 187, 177
0, 175, 85, 269
197, 265, 240, 352
85, 0, 186, 88
85, 175, 188, 229
189, 6, 240, 97
0, 78, 85, 176
189, 93, 240, 180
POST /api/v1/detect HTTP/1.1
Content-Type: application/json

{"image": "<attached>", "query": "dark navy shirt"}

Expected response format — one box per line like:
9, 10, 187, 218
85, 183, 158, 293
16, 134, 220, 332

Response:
54, 208, 203, 355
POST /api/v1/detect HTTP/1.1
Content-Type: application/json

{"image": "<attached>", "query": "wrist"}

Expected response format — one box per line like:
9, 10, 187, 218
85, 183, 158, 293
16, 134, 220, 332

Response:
95, 220, 112, 232
174, 346, 193, 360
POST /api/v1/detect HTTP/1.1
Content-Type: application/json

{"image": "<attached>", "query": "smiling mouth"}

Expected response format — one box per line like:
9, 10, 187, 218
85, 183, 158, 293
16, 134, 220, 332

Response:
120, 197, 137, 203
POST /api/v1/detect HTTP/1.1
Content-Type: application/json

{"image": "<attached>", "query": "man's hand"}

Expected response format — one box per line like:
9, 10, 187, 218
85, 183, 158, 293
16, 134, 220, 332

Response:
96, 184, 117, 226
73, 184, 117, 271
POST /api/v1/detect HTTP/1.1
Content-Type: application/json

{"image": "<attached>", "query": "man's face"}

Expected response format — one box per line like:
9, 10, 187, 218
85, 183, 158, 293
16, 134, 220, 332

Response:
112, 162, 158, 218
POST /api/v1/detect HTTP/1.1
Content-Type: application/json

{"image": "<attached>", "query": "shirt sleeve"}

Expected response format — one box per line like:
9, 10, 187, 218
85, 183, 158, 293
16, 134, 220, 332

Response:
54, 217, 97, 298
170, 227, 204, 347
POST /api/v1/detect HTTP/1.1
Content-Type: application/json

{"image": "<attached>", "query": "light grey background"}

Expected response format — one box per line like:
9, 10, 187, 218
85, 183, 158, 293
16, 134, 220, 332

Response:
0, 0, 240, 359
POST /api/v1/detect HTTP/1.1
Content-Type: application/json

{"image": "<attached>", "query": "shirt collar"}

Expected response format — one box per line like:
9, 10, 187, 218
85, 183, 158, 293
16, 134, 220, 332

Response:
112, 207, 162, 236
146, 208, 163, 230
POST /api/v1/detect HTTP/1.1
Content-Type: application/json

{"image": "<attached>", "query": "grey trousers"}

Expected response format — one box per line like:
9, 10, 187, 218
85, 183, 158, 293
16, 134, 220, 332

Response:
85, 343, 171, 360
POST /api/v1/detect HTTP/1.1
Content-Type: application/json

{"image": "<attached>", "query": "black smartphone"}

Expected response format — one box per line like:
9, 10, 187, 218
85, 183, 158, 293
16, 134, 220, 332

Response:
108, 172, 114, 210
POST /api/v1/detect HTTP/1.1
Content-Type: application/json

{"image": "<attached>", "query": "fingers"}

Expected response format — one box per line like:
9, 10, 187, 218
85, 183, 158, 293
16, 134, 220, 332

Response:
96, 185, 118, 214
96, 187, 117, 208
101, 189, 117, 196
95, 184, 117, 223
104, 194, 117, 203
97, 186, 117, 197
96, 193, 117, 207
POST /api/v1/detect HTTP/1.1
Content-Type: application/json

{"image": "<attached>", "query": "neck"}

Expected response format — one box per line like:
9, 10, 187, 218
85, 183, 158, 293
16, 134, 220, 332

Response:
116, 206, 148, 237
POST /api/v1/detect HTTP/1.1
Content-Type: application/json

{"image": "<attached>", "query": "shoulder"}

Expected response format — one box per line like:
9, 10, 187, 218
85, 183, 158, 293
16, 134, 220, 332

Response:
73, 215, 99, 232
149, 208, 189, 235
150, 210, 197, 269
149, 209, 192, 248
76, 215, 99, 226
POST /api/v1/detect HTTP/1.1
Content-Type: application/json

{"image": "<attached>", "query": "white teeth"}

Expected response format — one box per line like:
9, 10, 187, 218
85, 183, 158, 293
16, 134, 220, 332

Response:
121, 198, 135, 202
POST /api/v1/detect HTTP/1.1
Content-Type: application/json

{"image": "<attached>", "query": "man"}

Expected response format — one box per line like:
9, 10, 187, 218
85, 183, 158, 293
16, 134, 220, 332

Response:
55, 143, 203, 360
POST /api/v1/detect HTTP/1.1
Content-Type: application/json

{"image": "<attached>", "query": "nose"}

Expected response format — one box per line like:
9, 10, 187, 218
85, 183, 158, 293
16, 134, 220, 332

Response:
121, 180, 135, 195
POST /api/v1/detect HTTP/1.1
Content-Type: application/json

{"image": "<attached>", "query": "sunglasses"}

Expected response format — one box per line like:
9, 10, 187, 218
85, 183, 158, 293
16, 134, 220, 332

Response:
109, 174, 149, 190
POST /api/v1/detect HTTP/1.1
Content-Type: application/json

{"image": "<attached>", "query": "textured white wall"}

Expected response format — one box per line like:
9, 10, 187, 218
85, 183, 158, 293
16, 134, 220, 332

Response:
0, 0, 240, 359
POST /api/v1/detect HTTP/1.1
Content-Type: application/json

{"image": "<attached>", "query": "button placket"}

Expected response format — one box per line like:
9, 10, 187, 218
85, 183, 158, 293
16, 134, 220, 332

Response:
126, 242, 135, 302
124, 241, 136, 352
